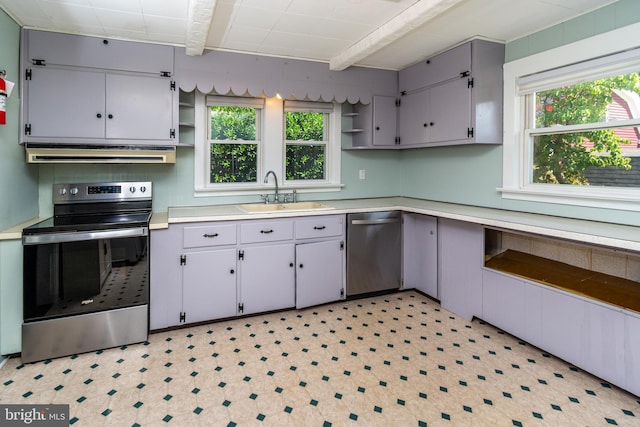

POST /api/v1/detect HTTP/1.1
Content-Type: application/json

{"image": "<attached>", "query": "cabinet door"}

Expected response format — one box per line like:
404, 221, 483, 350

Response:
402, 213, 437, 298
583, 302, 625, 390
296, 240, 344, 309
26, 29, 174, 73
25, 67, 105, 139
438, 218, 483, 321
398, 89, 430, 146
106, 74, 174, 141
240, 244, 295, 315
481, 269, 525, 338
540, 288, 586, 368
372, 95, 397, 146
625, 312, 640, 397
428, 77, 472, 144
399, 42, 471, 93
182, 249, 237, 324
150, 227, 182, 330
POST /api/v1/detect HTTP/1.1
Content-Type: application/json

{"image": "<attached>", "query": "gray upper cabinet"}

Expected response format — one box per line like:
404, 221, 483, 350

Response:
20, 29, 177, 146
25, 29, 174, 74
399, 42, 471, 94
342, 95, 397, 149
343, 39, 503, 150
397, 39, 503, 148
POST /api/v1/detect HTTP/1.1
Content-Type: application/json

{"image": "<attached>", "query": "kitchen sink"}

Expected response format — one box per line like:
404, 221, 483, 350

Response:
237, 201, 335, 214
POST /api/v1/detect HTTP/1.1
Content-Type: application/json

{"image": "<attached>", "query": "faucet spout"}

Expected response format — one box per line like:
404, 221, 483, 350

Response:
263, 170, 279, 203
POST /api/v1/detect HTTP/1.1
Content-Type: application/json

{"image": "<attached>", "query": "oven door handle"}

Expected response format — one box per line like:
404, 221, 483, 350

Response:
23, 227, 148, 245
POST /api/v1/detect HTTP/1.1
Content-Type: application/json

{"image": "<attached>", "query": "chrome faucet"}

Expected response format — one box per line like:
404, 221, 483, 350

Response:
263, 170, 279, 203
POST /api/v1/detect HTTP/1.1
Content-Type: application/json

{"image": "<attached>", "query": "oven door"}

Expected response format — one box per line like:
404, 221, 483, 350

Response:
23, 227, 149, 322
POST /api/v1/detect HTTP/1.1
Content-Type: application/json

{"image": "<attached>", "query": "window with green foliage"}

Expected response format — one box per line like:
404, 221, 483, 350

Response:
196, 95, 341, 194
527, 72, 640, 186
284, 101, 333, 182
207, 99, 263, 184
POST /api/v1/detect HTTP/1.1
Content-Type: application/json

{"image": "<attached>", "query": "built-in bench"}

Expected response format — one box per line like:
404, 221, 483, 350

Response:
485, 249, 640, 314
481, 229, 640, 398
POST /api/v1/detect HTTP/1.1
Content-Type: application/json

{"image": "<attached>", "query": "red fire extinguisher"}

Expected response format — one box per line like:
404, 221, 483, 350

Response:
0, 74, 7, 125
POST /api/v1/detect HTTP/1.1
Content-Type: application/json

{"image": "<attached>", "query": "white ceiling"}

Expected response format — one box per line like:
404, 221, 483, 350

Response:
0, 0, 618, 70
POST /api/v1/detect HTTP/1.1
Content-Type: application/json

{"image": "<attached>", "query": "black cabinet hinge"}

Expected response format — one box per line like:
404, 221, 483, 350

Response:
161, 71, 172, 78
25, 69, 32, 80
179, 312, 186, 323
340, 241, 344, 250
468, 78, 474, 88
24, 124, 32, 135
395, 136, 401, 145
238, 250, 244, 260
460, 70, 470, 78
340, 288, 344, 297
238, 303, 244, 314
180, 254, 186, 265
400, 90, 407, 96
170, 129, 176, 139
395, 98, 401, 107
467, 127, 474, 138
169, 80, 176, 91
31, 59, 45, 66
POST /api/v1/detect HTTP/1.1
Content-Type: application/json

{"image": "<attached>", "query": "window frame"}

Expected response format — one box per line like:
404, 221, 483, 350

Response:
501, 23, 640, 212
283, 100, 333, 184
194, 94, 342, 196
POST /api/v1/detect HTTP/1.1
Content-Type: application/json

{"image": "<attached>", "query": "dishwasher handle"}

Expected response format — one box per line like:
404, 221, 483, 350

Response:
350, 218, 400, 226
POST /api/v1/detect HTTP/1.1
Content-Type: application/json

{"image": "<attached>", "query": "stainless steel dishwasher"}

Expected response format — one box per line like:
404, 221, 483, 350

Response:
346, 211, 401, 296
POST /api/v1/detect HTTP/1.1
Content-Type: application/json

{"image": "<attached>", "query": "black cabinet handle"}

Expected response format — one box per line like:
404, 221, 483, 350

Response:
376, 126, 380, 131
430, 122, 434, 126
103, 39, 109, 45
108, 114, 114, 119
313, 226, 326, 230
423, 123, 428, 127
289, 263, 294, 267
203, 233, 219, 238
96, 113, 102, 118
299, 264, 304, 268
260, 229, 273, 234
230, 269, 235, 274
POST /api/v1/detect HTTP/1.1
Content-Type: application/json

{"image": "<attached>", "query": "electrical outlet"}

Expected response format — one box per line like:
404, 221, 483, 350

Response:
359, 169, 366, 180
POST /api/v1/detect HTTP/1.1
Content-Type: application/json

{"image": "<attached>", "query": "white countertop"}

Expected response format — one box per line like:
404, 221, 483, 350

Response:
152, 197, 640, 252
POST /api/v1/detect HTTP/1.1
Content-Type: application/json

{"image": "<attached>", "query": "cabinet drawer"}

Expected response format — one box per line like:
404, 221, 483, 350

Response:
295, 215, 344, 239
183, 224, 237, 248
241, 220, 293, 244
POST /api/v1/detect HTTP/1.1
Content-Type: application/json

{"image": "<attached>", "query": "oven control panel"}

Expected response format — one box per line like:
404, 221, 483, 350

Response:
53, 181, 152, 203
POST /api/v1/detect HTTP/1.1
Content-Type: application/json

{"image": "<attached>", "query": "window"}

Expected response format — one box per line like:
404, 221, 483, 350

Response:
502, 25, 640, 211
206, 97, 263, 185
284, 101, 333, 182
194, 95, 342, 195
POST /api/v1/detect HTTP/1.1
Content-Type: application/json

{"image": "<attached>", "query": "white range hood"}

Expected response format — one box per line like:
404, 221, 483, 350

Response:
25, 145, 176, 164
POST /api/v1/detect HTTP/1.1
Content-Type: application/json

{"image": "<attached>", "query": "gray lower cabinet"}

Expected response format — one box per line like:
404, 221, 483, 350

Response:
296, 240, 344, 309
402, 213, 437, 298
438, 218, 484, 321
239, 243, 295, 315
150, 215, 345, 328
182, 249, 237, 323
295, 215, 346, 308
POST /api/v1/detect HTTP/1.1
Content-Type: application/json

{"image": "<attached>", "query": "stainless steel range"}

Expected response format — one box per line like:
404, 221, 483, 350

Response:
21, 182, 152, 363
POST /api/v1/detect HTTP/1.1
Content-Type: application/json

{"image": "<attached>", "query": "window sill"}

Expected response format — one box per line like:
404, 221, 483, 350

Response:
194, 183, 344, 198
499, 186, 640, 212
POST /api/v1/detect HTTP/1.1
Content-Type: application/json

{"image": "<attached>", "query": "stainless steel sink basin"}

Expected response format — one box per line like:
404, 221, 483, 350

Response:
237, 201, 335, 214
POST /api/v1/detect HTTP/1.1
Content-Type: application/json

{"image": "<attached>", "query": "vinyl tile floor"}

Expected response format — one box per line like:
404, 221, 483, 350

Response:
1, 291, 639, 426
